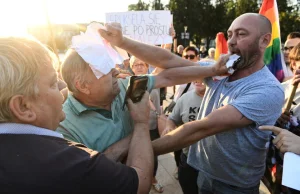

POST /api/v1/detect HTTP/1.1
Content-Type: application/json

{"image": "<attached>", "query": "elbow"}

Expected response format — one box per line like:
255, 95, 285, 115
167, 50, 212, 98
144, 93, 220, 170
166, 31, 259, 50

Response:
136, 173, 152, 194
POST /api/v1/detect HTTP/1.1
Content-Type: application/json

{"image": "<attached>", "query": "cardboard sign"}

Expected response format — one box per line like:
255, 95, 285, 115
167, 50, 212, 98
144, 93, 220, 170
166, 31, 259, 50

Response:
106, 11, 173, 45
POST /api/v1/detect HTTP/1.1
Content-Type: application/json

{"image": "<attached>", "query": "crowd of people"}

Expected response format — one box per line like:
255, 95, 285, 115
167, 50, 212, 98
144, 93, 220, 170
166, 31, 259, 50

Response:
0, 12, 300, 194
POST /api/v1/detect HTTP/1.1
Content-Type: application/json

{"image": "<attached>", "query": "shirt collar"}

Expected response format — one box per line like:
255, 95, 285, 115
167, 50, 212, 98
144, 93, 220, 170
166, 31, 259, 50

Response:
67, 93, 115, 116
0, 123, 63, 139
68, 94, 89, 115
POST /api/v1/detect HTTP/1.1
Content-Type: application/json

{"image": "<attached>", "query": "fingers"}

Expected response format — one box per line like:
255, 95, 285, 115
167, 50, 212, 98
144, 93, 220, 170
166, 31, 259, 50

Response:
292, 74, 300, 85
259, 125, 282, 135
105, 22, 122, 33
140, 91, 150, 104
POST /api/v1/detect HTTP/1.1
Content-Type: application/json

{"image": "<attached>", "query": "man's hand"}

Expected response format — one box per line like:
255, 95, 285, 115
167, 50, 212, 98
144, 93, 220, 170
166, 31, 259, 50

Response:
259, 125, 300, 155
161, 128, 173, 136
99, 23, 124, 47
291, 69, 300, 86
277, 109, 290, 127
128, 91, 150, 124
212, 54, 230, 76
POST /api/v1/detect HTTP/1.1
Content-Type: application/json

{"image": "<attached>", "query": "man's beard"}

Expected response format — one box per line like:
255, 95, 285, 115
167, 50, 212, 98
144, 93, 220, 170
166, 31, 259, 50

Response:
231, 39, 262, 70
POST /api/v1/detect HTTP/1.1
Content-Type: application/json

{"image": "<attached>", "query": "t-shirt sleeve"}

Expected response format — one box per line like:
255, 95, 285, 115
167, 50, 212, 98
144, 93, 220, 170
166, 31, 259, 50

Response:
169, 95, 184, 126
147, 75, 155, 93
229, 85, 284, 126
83, 153, 139, 194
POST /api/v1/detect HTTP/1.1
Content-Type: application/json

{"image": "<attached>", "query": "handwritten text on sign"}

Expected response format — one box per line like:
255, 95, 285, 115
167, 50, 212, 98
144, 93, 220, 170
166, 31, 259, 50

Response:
106, 11, 172, 45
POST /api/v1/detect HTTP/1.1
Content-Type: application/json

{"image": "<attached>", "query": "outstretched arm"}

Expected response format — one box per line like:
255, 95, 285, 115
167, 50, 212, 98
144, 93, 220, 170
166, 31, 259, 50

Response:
152, 105, 253, 155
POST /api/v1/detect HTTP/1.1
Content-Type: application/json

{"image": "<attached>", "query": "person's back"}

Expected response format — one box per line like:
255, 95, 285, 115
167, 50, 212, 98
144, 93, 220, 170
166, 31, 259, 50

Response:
0, 125, 138, 194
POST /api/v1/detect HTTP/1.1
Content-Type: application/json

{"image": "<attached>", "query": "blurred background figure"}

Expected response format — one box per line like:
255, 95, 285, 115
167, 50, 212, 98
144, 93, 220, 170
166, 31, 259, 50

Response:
176, 45, 184, 57
207, 48, 216, 60
199, 45, 208, 59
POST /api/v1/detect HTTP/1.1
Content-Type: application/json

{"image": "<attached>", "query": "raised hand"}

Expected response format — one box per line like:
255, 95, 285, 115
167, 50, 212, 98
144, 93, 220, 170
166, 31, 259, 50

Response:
98, 23, 125, 47
259, 125, 300, 155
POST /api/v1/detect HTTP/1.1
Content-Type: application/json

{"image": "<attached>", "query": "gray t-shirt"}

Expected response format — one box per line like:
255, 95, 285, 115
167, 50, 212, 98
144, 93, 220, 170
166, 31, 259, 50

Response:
169, 90, 203, 155
149, 89, 161, 130
187, 66, 284, 188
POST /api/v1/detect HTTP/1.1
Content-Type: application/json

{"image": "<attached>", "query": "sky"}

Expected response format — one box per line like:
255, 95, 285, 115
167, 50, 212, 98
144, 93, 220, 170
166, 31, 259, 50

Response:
0, 0, 297, 36
0, 0, 168, 36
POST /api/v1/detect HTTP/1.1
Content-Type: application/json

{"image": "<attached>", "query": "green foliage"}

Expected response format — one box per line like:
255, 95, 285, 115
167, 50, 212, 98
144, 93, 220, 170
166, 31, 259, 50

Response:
128, 0, 150, 11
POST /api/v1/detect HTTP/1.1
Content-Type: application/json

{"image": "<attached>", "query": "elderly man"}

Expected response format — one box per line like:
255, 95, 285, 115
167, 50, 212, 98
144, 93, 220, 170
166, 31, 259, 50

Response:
0, 37, 156, 193
57, 26, 228, 154
100, 13, 284, 193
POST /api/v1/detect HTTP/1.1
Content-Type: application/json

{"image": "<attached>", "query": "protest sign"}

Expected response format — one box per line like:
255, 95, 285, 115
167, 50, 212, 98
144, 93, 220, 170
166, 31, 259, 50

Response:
106, 11, 173, 45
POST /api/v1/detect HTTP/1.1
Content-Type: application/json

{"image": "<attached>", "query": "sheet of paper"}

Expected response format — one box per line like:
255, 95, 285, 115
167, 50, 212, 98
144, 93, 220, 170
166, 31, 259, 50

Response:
72, 23, 123, 79
106, 11, 173, 45
282, 152, 300, 191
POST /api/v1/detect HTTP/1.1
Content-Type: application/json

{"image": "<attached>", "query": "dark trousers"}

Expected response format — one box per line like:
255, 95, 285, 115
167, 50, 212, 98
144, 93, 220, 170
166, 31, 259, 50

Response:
150, 129, 160, 177
178, 153, 199, 194
174, 149, 182, 167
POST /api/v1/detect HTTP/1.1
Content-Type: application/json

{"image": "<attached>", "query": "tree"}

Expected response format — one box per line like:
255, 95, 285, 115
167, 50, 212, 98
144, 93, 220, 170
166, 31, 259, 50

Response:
277, 0, 300, 41
235, 0, 259, 17
128, 0, 150, 11
151, 0, 165, 10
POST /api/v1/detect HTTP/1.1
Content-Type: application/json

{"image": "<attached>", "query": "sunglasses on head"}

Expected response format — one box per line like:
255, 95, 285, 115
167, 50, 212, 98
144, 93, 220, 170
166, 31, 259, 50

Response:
184, 55, 196, 59
283, 46, 294, 52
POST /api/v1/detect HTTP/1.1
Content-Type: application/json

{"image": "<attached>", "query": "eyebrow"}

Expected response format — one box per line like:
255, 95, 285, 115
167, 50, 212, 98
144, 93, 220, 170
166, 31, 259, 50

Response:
227, 28, 248, 33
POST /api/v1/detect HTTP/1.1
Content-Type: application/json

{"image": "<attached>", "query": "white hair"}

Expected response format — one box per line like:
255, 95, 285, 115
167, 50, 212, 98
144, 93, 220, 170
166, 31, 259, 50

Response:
0, 37, 58, 122
60, 49, 91, 94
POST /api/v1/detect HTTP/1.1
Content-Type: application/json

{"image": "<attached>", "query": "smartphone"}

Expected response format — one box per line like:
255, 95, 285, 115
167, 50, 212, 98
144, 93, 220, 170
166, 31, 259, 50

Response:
123, 76, 148, 109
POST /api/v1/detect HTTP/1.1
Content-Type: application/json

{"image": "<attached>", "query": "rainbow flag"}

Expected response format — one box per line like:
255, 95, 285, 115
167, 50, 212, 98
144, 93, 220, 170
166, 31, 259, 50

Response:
259, 0, 284, 82
214, 32, 228, 60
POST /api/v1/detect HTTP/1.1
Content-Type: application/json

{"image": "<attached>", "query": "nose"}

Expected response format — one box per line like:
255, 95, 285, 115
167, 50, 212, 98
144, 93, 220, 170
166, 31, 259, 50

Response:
227, 35, 237, 48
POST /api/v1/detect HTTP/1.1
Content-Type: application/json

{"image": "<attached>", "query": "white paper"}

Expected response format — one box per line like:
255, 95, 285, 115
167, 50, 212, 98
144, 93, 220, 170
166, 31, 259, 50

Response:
213, 54, 240, 81
106, 11, 173, 45
282, 152, 300, 191
71, 23, 123, 79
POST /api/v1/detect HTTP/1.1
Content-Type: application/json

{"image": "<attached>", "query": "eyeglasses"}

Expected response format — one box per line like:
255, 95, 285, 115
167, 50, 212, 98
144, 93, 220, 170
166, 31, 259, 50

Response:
184, 55, 196, 60
282, 46, 294, 52
132, 63, 147, 68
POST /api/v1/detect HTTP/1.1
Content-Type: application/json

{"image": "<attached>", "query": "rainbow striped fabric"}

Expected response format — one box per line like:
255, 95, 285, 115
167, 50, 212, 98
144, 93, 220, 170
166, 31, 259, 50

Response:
214, 32, 228, 60
259, 0, 284, 82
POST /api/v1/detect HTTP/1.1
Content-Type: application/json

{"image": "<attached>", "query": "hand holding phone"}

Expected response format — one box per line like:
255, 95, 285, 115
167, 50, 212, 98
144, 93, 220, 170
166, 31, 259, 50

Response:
123, 76, 148, 110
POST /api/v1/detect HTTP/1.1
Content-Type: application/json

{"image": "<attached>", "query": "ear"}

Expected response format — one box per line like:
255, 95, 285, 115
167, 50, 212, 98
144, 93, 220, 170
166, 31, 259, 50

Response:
260, 33, 272, 49
75, 80, 90, 95
9, 95, 37, 123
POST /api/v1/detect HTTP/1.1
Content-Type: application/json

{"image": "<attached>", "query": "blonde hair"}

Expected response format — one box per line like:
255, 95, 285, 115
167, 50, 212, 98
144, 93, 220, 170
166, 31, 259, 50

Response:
129, 56, 148, 69
0, 37, 58, 122
60, 49, 91, 94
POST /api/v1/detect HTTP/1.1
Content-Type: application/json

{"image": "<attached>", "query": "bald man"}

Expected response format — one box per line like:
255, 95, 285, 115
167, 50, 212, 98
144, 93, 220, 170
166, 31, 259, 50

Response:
99, 13, 284, 193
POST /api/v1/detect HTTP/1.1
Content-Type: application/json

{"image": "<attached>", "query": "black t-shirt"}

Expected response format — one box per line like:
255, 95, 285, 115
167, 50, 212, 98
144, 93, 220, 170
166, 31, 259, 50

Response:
0, 134, 138, 194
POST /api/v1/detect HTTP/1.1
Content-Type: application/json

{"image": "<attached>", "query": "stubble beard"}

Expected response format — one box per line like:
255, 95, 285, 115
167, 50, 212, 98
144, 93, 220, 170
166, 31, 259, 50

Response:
235, 39, 262, 70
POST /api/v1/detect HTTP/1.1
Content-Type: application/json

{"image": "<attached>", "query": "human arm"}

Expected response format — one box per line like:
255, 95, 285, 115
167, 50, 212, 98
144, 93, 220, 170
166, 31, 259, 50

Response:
161, 118, 177, 136
126, 92, 153, 194
152, 105, 253, 155
153, 84, 284, 155
103, 134, 132, 162
259, 125, 300, 155
99, 23, 229, 76
277, 70, 300, 126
